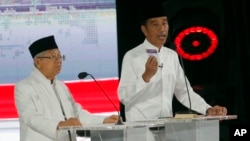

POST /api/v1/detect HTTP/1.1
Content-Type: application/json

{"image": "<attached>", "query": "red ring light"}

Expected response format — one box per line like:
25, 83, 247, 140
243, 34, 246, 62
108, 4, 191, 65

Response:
174, 26, 218, 61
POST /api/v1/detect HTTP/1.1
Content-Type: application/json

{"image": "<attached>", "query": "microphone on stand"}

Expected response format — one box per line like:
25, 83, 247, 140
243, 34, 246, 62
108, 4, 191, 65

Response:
78, 72, 123, 125
170, 42, 198, 118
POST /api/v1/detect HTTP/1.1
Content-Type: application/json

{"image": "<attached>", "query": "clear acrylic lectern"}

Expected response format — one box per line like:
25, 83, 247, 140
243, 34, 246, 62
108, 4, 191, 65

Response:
56, 115, 237, 141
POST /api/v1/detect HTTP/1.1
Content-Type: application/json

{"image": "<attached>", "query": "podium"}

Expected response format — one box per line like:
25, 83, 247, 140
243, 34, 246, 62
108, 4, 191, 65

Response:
56, 122, 151, 141
56, 115, 237, 141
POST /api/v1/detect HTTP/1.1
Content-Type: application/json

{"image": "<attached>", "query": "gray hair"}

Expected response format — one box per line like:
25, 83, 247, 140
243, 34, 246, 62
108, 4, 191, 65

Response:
33, 51, 46, 67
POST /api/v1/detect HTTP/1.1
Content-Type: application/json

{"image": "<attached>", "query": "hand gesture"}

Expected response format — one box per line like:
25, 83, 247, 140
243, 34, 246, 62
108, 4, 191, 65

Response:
142, 56, 158, 82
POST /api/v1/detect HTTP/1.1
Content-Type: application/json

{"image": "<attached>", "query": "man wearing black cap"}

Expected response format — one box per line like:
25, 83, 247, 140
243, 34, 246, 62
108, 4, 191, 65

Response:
14, 35, 119, 141
118, 0, 227, 123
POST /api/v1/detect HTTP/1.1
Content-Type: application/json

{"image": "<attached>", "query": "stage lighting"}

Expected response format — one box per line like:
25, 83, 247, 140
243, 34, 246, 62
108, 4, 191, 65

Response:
165, 0, 224, 61
174, 26, 219, 61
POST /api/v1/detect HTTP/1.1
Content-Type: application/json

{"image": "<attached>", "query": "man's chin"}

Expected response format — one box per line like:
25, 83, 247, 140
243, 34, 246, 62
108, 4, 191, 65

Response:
157, 41, 166, 46
55, 69, 61, 74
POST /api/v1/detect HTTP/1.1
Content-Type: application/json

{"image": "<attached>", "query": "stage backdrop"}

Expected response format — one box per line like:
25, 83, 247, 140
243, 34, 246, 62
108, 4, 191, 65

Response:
0, 0, 120, 119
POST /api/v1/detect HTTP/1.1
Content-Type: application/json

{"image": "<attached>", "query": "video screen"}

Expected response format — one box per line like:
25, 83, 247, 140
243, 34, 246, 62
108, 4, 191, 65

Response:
0, 0, 119, 118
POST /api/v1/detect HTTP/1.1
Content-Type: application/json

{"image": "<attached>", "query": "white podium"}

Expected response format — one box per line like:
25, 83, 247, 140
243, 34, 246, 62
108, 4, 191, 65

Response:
56, 115, 237, 141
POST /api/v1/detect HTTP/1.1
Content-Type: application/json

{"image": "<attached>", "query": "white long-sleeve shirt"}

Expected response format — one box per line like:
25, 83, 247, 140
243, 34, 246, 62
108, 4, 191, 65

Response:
118, 39, 211, 121
14, 67, 105, 141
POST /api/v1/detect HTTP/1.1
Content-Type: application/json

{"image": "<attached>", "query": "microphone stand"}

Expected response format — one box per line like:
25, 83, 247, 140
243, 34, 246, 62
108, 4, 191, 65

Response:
172, 43, 198, 118
81, 72, 123, 125
179, 55, 192, 114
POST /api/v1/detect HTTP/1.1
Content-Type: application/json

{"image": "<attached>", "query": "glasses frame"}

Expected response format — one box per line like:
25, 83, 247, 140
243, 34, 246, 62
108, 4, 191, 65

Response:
37, 54, 66, 61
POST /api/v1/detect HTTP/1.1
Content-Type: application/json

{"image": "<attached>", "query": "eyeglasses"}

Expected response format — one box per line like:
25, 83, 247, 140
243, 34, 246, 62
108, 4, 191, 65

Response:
37, 54, 66, 61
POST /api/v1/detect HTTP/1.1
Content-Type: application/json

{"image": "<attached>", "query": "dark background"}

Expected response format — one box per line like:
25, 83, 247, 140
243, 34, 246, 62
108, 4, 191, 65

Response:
116, 0, 250, 140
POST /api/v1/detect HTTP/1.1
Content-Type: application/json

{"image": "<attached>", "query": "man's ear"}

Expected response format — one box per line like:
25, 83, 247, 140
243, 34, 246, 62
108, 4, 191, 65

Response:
34, 58, 40, 68
141, 25, 147, 36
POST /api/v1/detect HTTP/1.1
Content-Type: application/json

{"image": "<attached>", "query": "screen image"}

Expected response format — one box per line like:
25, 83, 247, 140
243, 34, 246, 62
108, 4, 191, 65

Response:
0, 0, 119, 119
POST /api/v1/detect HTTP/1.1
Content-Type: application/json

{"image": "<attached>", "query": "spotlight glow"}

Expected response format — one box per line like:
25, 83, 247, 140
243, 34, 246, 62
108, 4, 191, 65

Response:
174, 26, 218, 61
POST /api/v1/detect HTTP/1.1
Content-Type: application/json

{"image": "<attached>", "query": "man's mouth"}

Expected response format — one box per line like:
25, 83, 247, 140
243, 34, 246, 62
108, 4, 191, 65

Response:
157, 34, 167, 39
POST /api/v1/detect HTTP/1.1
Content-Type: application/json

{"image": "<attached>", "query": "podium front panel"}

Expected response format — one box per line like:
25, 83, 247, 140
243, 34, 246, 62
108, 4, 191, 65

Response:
90, 127, 153, 141
56, 115, 237, 141
56, 123, 153, 141
164, 120, 219, 141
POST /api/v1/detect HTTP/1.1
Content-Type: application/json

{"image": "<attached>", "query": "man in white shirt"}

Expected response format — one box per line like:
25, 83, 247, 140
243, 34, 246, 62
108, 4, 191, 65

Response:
14, 35, 119, 141
118, 1, 227, 122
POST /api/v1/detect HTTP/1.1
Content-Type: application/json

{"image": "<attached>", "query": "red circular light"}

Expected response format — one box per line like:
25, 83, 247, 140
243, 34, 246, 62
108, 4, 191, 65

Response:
174, 26, 218, 61
192, 40, 200, 47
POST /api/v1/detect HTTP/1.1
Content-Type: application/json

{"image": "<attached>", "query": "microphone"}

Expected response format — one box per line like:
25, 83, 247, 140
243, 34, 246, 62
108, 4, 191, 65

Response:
171, 42, 198, 118
78, 72, 89, 79
158, 63, 163, 68
78, 72, 123, 125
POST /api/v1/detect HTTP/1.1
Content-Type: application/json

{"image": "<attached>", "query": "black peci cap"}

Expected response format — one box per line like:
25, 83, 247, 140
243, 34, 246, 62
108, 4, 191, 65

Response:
29, 35, 58, 58
139, 1, 167, 25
